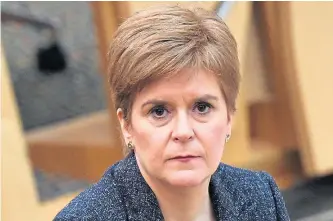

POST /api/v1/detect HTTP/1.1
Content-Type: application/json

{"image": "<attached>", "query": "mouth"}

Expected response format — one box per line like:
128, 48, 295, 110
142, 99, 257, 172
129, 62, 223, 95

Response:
169, 155, 200, 162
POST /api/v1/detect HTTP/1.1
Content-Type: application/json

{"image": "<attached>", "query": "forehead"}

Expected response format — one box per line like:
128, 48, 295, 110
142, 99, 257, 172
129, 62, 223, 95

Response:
137, 68, 222, 100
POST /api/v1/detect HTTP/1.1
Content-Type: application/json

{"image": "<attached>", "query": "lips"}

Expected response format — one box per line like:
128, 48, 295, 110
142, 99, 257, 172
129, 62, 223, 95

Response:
172, 155, 197, 159
169, 155, 200, 162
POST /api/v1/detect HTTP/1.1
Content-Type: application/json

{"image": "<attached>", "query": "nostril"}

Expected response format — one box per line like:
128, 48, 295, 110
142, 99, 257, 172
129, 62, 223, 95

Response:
173, 135, 193, 142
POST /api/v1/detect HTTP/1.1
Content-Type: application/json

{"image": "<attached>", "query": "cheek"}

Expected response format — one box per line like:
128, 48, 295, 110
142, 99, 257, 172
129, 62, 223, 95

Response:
131, 117, 170, 160
132, 121, 172, 178
195, 119, 228, 160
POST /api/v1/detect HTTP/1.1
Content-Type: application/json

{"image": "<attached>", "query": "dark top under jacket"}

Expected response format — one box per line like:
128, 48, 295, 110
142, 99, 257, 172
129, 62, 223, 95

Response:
54, 151, 290, 220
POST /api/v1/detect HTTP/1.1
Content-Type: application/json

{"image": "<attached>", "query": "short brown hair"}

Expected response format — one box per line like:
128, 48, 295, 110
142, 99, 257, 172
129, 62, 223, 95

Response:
108, 5, 240, 122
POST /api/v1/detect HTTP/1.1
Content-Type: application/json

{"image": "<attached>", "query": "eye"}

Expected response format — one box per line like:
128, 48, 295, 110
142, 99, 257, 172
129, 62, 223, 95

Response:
193, 102, 212, 115
149, 105, 169, 119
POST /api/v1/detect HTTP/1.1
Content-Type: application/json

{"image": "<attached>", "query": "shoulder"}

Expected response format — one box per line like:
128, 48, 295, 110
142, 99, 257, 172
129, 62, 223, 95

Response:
217, 163, 277, 190
213, 164, 277, 203
53, 163, 127, 221
213, 164, 290, 220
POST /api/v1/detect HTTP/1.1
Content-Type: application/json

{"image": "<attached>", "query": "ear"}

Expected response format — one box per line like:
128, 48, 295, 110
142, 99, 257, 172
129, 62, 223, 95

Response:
226, 112, 234, 136
116, 108, 132, 143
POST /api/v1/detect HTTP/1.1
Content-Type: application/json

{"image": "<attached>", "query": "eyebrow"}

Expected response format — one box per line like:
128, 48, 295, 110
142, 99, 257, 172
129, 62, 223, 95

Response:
194, 94, 219, 102
141, 99, 168, 109
141, 94, 219, 109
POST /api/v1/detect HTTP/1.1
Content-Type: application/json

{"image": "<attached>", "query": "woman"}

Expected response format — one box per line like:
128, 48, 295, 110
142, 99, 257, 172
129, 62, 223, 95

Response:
55, 5, 289, 221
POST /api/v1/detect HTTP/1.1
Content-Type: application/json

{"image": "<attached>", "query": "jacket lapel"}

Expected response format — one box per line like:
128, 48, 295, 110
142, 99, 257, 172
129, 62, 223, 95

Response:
209, 164, 240, 220
115, 151, 164, 221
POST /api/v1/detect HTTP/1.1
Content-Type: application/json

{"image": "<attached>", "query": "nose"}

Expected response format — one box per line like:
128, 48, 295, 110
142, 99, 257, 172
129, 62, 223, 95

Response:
172, 111, 194, 142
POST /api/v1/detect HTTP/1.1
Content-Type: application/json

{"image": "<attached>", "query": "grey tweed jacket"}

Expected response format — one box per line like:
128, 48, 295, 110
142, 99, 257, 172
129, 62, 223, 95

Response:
54, 151, 290, 220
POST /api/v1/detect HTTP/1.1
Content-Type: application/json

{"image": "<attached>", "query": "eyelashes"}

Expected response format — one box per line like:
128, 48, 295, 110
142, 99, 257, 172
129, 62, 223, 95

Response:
148, 101, 214, 121
193, 101, 213, 115
149, 105, 169, 119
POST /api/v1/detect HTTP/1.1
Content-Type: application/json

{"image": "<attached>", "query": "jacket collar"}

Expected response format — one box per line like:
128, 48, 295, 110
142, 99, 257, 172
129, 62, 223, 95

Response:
113, 151, 239, 220
209, 164, 240, 219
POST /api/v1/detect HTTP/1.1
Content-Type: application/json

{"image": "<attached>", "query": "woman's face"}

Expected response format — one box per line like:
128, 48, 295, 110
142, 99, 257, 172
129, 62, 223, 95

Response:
118, 68, 232, 187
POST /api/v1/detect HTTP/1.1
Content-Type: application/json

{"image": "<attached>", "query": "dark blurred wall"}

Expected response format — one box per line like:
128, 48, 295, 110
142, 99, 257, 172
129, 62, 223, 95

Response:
1, 2, 107, 130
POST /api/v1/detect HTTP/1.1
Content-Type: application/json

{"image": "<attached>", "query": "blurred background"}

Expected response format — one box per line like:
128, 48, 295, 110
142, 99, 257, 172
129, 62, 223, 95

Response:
1, 1, 333, 220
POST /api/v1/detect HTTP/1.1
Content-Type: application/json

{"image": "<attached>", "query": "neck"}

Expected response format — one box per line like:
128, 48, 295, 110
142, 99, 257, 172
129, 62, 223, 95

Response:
145, 174, 214, 221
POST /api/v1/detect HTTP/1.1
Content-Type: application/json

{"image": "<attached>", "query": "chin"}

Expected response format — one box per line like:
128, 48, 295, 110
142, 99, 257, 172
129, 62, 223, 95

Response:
165, 170, 208, 187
